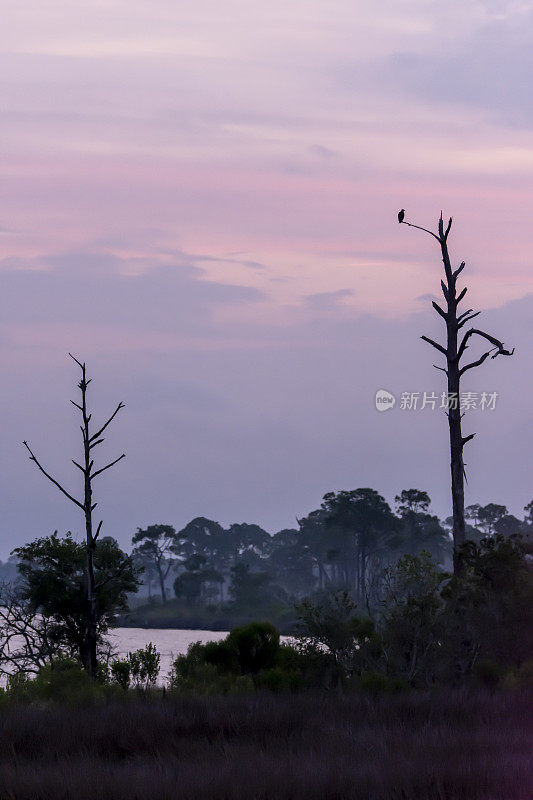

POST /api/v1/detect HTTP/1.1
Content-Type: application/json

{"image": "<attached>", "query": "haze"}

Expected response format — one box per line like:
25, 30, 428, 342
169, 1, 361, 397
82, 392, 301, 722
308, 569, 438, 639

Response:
1, 0, 531, 558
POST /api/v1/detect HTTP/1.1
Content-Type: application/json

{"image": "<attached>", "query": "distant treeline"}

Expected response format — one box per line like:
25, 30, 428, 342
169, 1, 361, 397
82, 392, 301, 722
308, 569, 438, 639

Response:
119, 488, 532, 629
2, 488, 531, 634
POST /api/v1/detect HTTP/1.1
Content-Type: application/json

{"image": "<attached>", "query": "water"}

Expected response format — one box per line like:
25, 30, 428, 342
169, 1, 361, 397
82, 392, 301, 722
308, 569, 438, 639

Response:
1, 626, 290, 685
107, 627, 229, 682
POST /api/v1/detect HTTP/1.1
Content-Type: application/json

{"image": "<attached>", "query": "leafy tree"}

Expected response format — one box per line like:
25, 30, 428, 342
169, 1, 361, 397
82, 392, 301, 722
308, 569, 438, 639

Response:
394, 491, 451, 564
176, 517, 228, 571
228, 562, 275, 609
441, 535, 533, 678
295, 591, 377, 678
173, 554, 224, 603
298, 509, 333, 589
493, 513, 522, 538
227, 523, 271, 563
321, 489, 397, 601
132, 524, 176, 603
173, 570, 203, 604
131, 549, 159, 600
477, 504, 508, 536
270, 528, 315, 597
522, 502, 533, 555
380, 552, 447, 685
13, 532, 140, 668
464, 503, 521, 541
395, 489, 430, 515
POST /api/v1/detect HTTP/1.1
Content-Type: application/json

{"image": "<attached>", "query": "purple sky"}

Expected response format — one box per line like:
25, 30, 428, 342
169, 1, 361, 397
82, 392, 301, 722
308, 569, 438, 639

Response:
1, 1, 532, 558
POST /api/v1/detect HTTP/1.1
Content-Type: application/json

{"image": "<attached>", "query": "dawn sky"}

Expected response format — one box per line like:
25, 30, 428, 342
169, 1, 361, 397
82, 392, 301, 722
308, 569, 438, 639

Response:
1, 0, 531, 558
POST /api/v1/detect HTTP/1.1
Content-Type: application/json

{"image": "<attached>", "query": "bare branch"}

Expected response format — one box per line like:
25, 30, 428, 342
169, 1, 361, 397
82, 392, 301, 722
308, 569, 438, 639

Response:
457, 311, 481, 330
453, 261, 465, 280
432, 301, 448, 321
89, 402, 125, 443
23, 441, 84, 510
458, 327, 514, 365
94, 520, 103, 542
433, 364, 448, 375
70, 400, 83, 411
401, 220, 441, 242
89, 438, 105, 450
72, 459, 86, 474
421, 335, 447, 357
444, 216, 453, 239
462, 433, 476, 446
68, 352, 84, 370
91, 453, 126, 479
460, 350, 493, 375
457, 308, 474, 323
456, 287, 467, 304
440, 280, 449, 301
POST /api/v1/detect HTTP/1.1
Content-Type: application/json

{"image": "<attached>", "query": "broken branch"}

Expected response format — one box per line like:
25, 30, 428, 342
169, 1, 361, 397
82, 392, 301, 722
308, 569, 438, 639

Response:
421, 335, 447, 357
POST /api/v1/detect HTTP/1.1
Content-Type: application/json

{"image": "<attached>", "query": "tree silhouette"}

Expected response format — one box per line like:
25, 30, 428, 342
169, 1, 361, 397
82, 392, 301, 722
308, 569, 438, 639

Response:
400, 213, 514, 573
131, 524, 176, 603
23, 355, 125, 677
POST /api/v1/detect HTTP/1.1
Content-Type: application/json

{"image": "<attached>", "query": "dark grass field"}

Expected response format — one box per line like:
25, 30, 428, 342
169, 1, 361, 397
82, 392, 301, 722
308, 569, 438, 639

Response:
0, 689, 531, 799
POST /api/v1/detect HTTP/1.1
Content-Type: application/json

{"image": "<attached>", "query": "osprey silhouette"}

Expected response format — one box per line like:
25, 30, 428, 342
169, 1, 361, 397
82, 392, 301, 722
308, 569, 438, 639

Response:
398, 209, 405, 223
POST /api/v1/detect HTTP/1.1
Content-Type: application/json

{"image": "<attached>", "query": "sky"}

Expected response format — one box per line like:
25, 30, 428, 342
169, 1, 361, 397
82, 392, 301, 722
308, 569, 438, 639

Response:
1, 0, 532, 558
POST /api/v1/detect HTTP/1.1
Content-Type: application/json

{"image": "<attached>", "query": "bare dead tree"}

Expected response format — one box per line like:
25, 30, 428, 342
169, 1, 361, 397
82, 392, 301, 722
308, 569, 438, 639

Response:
0, 585, 61, 677
401, 213, 514, 573
23, 355, 125, 677
0, 584, 118, 679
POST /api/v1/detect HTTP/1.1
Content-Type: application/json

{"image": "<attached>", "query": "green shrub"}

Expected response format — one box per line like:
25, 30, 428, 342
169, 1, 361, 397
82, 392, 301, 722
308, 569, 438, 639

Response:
170, 643, 223, 693
227, 622, 280, 675
170, 624, 284, 693
111, 659, 131, 690
255, 667, 303, 692
6, 659, 107, 705
203, 639, 239, 674
111, 643, 160, 692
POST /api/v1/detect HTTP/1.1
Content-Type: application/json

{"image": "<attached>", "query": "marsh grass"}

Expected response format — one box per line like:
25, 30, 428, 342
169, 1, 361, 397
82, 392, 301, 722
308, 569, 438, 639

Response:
0, 688, 531, 799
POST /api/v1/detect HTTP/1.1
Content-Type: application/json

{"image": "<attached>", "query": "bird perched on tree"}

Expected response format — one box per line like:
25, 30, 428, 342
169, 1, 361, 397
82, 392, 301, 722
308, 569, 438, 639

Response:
398, 209, 405, 223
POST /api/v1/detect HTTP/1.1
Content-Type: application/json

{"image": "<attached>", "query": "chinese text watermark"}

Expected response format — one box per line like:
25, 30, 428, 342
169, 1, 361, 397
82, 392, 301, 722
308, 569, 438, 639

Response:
375, 389, 498, 412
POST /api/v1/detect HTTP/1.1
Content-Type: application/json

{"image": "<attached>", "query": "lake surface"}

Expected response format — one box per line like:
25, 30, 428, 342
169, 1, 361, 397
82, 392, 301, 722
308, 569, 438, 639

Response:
107, 628, 229, 682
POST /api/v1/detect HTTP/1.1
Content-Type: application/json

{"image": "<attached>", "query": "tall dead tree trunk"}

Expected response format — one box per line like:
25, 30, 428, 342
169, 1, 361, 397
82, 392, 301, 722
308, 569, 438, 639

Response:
24, 355, 125, 677
401, 213, 514, 573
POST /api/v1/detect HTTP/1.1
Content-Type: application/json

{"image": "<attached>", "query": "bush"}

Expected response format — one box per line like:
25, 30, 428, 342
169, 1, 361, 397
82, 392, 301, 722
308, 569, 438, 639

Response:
226, 621, 280, 675
170, 623, 287, 693
6, 659, 107, 705
203, 639, 239, 673
111, 643, 160, 692
170, 642, 225, 693
111, 659, 131, 691
255, 666, 302, 692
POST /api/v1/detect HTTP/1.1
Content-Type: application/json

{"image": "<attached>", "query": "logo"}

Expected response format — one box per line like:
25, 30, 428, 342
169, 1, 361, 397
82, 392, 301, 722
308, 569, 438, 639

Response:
375, 389, 396, 412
